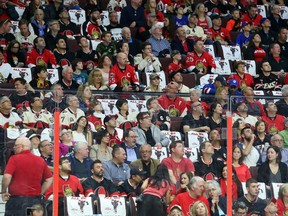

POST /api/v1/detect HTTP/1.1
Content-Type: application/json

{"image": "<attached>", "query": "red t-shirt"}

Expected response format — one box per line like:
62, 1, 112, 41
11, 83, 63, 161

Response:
198, 18, 209, 33
45, 175, 84, 198
5, 150, 52, 196
234, 163, 252, 182
158, 95, 187, 117
161, 157, 195, 182
169, 192, 210, 216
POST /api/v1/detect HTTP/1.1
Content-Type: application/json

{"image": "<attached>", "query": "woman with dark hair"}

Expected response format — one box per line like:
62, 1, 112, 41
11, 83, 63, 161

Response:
144, 0, 164, 22
134, 42, 161, 73
22, 0, 44, 22
138, 164, 172, 216
72, 116, 92, 146
29, 65, 52, 89
4, 40, 26, 67
59, 129, 76, 157
232, 145, 251, 182
257, 146, 288, 190
116, 41, 134, 65
253, 120, 271, 147
232, 118, 245, 142
177, 171, 194, 194
243, 33, 266, 63
219, 165, 243, 199
163, 15, 176, 43
90, 130, 113, 162
97, 54, 112, 85
208, 103, 227, 130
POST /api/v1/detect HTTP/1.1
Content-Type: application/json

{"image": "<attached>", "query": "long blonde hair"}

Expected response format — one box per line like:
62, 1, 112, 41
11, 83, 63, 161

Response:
190, 201, 209, 216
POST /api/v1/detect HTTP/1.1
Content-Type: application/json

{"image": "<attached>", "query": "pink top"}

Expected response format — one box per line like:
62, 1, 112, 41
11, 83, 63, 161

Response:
143, 179, 171, 199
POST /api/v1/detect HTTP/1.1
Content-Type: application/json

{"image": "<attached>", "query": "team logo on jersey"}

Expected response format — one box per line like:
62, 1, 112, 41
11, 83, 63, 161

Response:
196, 61, 206, 74
91, 28, 100, 40
59, 59, 71, 67
121, 76, 130, 87
36, 56, 47, 67
168, 105, 180, 117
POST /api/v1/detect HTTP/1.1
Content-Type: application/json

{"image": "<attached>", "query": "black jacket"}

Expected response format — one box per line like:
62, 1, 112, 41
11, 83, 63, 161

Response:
257, 161, 288, 186
119, 142, 141, 164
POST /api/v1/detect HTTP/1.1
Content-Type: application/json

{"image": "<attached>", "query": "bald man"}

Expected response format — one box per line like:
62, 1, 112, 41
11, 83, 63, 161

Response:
2, 137, 53, 215
109, 52, 140, 92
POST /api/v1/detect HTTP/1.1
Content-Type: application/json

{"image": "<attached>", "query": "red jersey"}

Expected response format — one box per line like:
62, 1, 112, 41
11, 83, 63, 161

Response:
185, 51, 216, 74
169, 192, 210, 216
207, 27, 231, 43
198, 18, 209, 33
5, 150, 52, 196
261, 114, 285, 134
241, 13, 263, 27
87, 114, 103, 131
158, 94, 187, 117
230, 73, 254, 88
253, 47, 266, 62
81, 21, 102, 40
166, 61, 184, 76
161, 157, 195, 182
109, 64, 139, 90
26, 48, 57, 68
108, 129, 122, 147
45, 175, 84, 199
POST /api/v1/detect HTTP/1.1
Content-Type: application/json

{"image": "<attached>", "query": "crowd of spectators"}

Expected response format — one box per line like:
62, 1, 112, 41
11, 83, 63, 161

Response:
2, 0, 288, 215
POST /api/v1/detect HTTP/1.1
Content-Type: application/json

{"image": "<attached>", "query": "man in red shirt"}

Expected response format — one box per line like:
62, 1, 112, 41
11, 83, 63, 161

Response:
241, 4, 263, 31
229, 61, 254, 89
169, 176, 210, 216
262, 101, 285, 134
45, 156, 84, 215
2, 137, 53, 215
109, 52, 140, 92
162, 140, 195, 184
185, 39, 216, 74
26, 36, 57, 68
158, 81, 187, 117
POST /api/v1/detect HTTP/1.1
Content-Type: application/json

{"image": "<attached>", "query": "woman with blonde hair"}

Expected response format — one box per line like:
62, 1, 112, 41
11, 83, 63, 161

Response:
276, 183, 288, 215
214, 87, 228, 112
88, 69, 109, 91
76, 83, 94, 113
97, 55, 112, 85
190, 201, 209, 216
193, 3, 212, 34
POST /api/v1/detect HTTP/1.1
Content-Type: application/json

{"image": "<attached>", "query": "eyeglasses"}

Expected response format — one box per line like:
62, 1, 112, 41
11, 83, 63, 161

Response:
42, 143, 53, 147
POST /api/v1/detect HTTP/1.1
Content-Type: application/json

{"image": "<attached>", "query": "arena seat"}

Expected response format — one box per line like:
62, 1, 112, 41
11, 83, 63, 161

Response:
67, 39, 80, 54
159, 57, 173, 73
182, 73, 197, 89
249, 166, 259, 179
170, 117, 183, 132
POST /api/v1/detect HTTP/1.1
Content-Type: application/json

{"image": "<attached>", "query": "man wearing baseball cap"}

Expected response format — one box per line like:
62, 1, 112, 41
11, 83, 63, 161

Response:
104, 115, 123, 147
170, 71, 190, 100
118, 165, 146, 196
166, 50, 184, 75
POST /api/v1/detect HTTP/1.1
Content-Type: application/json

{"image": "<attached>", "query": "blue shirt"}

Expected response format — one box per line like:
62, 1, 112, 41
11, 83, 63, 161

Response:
103, 160, 130, 184
236, 33, 252, 47
147, 36, 171, 57
174, 16, 188, 27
